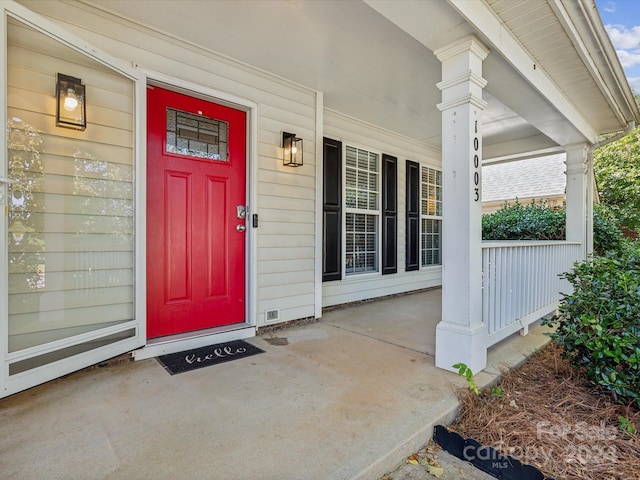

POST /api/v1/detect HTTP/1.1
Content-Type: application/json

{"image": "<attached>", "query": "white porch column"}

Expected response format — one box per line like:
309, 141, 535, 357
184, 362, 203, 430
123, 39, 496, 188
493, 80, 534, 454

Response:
565, 144, 589, 259
435, 37, 489, 373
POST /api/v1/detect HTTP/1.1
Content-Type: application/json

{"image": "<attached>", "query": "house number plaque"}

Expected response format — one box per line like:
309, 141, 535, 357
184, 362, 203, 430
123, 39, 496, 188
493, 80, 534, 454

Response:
473, 120, 480, 202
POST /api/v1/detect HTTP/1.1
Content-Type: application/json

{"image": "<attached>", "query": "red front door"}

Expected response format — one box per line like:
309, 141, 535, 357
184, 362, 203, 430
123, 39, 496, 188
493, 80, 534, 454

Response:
146, 86, 246, 338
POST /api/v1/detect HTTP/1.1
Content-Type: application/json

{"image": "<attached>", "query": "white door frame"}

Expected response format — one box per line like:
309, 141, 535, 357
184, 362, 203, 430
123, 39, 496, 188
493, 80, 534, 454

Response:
131, 68, 259, 361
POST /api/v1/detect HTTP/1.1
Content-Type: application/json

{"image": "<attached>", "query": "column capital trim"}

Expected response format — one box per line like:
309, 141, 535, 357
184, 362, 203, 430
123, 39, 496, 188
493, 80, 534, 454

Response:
434, 35, 490, 62
437, 93, 488, 112
565, 163, 587, 175
563, 143, 589, 154
564, 143, 589, 173
437, 70, 488, 92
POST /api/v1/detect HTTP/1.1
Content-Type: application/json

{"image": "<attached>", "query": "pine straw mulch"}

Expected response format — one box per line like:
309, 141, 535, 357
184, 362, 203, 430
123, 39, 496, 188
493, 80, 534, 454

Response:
450, 342, 640, 480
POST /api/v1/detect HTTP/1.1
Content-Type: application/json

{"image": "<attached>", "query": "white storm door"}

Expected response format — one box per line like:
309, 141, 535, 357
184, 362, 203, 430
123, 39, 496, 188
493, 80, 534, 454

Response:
1, 5, 145, 398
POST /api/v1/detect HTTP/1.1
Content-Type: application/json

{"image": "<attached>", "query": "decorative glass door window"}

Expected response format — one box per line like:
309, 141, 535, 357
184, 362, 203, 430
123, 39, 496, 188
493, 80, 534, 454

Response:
345, 145, 379, 275
166, 108, 228, 161
421, 166, 442, 266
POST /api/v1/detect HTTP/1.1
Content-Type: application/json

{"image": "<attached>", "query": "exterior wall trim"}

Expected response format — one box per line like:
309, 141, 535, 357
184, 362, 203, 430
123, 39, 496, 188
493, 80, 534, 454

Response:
314, 91, 324, 318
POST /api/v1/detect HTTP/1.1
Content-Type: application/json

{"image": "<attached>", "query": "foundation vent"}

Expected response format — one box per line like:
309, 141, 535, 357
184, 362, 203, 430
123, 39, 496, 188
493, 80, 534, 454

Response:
265, 309, 280, 323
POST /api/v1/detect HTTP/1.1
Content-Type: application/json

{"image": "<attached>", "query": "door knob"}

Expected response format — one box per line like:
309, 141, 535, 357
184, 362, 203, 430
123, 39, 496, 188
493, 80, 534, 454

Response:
236, 224, 246, 232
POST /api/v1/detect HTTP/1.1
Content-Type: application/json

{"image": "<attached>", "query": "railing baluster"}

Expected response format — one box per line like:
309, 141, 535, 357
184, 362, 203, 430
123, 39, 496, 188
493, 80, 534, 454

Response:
481, 241, 581, 346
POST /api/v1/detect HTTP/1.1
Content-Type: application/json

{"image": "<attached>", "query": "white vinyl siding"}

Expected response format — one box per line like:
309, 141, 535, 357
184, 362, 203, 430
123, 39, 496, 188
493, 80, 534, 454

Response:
345, 145, 379, 275
22, 1, 318, 326
420, 166, 442, 267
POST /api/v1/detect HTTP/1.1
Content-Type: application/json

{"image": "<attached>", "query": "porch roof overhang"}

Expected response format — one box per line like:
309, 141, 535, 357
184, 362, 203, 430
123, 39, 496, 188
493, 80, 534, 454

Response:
82, 0, 640, 160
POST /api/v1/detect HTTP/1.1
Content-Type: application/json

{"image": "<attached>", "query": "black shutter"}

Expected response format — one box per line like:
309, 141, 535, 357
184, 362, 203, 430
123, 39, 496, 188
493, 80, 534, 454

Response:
406, 160, 420, 271
323, 137, 342, 282
382, 154, 397, 275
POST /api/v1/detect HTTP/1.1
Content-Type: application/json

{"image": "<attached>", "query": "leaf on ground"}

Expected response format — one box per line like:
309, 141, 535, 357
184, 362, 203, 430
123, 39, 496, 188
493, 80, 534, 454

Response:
428, 465, 444, 478
406, 459, 418, 465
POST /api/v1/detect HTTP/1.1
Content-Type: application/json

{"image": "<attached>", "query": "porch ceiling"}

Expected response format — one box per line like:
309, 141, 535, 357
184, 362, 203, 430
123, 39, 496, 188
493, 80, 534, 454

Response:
84, 0, 636, 159
486, 0, 638, 135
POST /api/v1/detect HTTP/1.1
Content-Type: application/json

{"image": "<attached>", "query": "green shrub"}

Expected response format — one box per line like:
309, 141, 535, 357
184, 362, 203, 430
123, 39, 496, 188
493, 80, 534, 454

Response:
594, 127, 640, 232
543, 241, 640, 407
482, 200, 565, 240
482, 201, 624, 255
593, 203, 625, 256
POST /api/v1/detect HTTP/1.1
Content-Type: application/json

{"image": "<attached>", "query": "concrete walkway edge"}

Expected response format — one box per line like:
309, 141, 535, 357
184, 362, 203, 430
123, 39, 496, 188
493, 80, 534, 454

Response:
355, 403, 460, 479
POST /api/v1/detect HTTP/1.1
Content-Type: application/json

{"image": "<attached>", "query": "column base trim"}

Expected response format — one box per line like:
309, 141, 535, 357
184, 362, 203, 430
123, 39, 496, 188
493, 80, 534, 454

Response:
435, 321, 487, 373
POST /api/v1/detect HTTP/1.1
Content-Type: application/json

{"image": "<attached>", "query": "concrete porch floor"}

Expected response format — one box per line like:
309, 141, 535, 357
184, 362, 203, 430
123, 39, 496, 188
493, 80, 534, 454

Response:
0, 288, 552, 480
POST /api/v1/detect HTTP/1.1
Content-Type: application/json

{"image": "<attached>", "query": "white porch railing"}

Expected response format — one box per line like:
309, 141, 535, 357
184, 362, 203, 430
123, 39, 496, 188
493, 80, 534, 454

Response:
482, 241, 582, 347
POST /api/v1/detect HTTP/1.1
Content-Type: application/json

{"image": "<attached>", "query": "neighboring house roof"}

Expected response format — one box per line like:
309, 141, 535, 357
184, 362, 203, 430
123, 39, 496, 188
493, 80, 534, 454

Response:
482, 154, 566, 203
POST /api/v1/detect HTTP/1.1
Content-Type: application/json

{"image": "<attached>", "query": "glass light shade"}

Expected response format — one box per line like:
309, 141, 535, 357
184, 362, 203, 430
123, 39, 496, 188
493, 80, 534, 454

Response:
282, 132, 303, 167
56, 73, 86, 130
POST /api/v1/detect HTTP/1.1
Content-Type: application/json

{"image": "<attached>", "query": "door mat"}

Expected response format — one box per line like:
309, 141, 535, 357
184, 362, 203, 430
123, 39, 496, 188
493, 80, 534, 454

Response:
157, 340, 265, 375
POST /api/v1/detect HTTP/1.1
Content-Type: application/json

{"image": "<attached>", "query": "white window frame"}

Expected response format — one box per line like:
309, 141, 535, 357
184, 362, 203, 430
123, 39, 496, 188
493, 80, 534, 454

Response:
342, 143, 381, 278
420, 164, 443, 268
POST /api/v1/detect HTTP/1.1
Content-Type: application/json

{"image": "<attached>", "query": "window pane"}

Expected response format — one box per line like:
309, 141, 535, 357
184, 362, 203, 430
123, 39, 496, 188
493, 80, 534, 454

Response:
345, 146, 380, 275
420, 165, 442, 267
357, 149, 369, 170
346, 188, 357, 208
345, 213, 378, 275
345, 167, 357, 188
345, 146, 379, 212
357, 191, 367, 209
421, 166, 442, 217
369, 153, 377, 172
346, 233, 354, 252
166, 108, 229, 160
420, 218, 441, 267
369, 193, 378, 211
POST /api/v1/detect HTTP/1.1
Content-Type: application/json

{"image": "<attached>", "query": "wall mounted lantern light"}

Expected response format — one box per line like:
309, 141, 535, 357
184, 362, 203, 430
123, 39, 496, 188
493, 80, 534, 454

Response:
282, 131, 303, 167
56, 73, 86, 131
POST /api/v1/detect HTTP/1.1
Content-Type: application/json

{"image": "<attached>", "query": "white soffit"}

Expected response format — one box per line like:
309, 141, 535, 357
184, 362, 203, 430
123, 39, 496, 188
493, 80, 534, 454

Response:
83, 0, 445, 146
469, 0, 638, 135
77, 0, 588, 155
